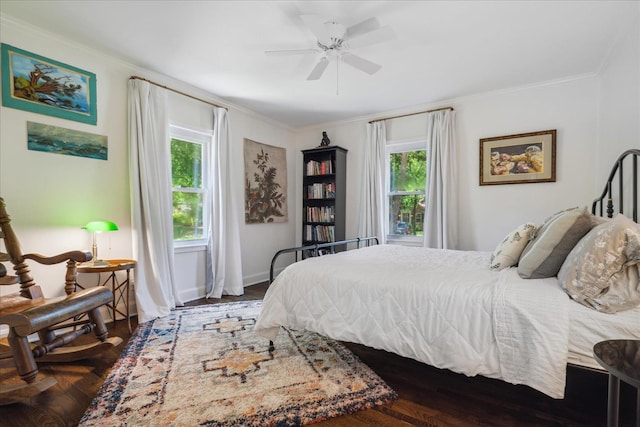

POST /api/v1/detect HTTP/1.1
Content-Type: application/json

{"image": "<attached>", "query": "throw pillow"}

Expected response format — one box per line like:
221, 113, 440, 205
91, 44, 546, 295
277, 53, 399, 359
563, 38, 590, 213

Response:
558, 213, 640, 313
489, 222, 537, 271
517, 207, 593, 279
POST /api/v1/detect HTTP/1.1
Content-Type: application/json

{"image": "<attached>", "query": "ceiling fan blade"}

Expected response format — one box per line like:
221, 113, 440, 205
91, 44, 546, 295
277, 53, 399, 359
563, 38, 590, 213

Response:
346, 26, 395, 49
345, 17, 380, 40
265, 48, 319, 56
306, 58, 329, 80
341, 53, 382, 75
300, 14, 331, 45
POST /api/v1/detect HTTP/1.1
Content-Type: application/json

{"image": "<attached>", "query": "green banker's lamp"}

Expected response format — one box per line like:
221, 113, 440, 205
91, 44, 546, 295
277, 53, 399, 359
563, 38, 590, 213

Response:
83, 220, 118, 266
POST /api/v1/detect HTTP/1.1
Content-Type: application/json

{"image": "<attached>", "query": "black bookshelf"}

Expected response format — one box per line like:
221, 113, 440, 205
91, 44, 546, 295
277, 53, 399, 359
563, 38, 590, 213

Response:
302, 146, 347, 254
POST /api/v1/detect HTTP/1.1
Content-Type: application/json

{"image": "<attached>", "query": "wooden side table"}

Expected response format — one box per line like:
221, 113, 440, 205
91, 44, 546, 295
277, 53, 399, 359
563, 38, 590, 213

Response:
593, 339, 640, 427
76, 259, 136, 333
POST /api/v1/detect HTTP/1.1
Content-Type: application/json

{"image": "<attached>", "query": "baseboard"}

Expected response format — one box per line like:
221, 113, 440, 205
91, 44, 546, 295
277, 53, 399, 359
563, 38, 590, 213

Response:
179, 287, 205, 303
243, 272, 268, 287
244, 268, 285, 286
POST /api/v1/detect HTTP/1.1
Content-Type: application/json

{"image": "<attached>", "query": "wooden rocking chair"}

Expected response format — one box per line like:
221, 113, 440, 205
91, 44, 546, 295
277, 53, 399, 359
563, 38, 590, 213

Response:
0, 197, 123, 405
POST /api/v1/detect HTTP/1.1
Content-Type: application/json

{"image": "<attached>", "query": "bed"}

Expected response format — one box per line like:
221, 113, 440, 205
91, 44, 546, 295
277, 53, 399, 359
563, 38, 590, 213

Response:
254, 149, 640, 399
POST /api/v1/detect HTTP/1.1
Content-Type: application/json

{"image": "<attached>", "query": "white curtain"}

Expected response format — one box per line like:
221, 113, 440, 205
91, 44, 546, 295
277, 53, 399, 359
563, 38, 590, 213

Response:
206, 107, 244, 298
357, 121, 387, 243
424, 109, 458, 249
128, 79, 183, 323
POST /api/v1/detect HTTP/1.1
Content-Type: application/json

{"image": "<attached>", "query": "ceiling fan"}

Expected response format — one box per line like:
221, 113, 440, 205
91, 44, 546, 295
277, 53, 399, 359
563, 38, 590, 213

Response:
265, 14, 395, 81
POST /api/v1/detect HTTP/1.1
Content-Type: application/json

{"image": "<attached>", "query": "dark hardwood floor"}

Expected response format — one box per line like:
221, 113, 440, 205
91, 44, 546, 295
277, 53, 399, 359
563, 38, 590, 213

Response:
2, 282, 637, 426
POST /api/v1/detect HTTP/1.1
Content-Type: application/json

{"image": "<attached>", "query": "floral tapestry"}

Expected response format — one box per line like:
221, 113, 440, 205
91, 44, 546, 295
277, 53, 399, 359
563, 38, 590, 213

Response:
243, 139, 287, 223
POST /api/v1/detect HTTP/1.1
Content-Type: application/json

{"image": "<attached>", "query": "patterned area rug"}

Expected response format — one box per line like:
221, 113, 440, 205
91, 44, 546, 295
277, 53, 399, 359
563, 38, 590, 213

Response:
80, 300, 397, 426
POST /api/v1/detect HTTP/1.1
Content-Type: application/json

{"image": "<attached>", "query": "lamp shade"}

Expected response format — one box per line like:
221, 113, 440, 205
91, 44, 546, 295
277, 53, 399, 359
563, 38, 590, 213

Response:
84, 221, 119, 232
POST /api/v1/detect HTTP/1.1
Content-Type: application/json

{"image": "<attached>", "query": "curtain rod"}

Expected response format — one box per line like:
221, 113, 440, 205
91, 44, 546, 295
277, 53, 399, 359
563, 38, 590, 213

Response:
368, 106, 454, 124
129, 76, 227, 110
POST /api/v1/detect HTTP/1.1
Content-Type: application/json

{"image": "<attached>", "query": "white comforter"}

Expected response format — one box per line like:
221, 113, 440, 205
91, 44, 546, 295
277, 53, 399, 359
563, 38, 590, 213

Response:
254, 245, 570, 398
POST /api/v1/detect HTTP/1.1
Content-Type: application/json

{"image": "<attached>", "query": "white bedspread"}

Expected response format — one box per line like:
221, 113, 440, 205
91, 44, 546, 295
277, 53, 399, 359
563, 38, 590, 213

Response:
255, 245, 570, 398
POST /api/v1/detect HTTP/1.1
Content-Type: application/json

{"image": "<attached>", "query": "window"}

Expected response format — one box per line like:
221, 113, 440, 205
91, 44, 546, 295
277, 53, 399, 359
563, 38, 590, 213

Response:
170, 125, 210, 244
386, 140, 426, 241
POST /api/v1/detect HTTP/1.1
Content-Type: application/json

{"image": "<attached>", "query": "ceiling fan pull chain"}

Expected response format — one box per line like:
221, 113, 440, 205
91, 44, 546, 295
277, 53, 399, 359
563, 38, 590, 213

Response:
336, 59, 339, 96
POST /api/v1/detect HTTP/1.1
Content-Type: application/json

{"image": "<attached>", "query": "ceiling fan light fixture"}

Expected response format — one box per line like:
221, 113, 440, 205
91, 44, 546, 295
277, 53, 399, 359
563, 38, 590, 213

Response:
325, 21, 346, 46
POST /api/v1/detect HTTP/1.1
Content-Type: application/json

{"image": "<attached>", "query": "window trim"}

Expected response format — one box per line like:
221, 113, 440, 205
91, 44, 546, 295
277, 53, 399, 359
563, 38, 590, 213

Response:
170, 124, 212, 248
385, 138, 427, 244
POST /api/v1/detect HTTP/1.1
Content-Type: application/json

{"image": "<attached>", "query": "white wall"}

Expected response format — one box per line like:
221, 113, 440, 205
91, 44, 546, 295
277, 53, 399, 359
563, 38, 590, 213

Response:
457, 78, 598, 250
1, 18, 133, 300
0, 17, 297, 306
295, 75, 603, 252
291, 6, 640, 253
230, 109, 297, 286
595, 3, 639, 187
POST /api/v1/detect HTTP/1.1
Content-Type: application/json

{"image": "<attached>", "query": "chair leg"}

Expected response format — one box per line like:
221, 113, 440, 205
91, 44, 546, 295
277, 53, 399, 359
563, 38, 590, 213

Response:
87, 307, 109, 342
7, 329, 38, 384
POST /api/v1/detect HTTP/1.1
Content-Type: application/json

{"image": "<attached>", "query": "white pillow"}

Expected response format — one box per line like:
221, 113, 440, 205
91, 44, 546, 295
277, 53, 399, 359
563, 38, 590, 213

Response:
489, 222, 537, 271
558, 214, 640, 313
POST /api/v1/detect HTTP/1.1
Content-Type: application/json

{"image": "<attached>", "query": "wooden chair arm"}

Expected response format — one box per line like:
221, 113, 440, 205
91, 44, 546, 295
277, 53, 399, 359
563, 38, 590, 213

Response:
0, 276, 18, 285
21, 251, 92, 295
0, 263, 18, 286
23, 251, 92, 266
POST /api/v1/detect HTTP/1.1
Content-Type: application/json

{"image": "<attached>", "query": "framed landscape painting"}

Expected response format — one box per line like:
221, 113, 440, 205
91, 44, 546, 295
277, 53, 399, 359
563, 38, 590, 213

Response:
1, 44, 97, 124
27, 121, 107, 160
479, 129, 556, 185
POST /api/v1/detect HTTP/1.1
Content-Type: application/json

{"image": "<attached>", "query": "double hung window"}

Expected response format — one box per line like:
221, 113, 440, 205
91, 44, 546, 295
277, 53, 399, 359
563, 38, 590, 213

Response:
386, 140, 426, 242
170, 125, 210, 245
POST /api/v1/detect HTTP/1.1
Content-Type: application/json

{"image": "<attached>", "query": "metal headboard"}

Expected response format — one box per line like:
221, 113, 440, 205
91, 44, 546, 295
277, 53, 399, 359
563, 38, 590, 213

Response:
592, 149, 639, 222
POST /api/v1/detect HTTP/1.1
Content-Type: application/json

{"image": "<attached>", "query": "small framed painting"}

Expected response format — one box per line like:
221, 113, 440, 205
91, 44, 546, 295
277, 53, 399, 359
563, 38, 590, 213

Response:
1, 44, 97, 125
479, 129, 556, 185
27, 121, 108, 160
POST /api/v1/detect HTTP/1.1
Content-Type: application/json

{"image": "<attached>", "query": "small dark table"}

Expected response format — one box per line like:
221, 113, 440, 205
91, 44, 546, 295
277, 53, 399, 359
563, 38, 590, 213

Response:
593, 340, 640, 427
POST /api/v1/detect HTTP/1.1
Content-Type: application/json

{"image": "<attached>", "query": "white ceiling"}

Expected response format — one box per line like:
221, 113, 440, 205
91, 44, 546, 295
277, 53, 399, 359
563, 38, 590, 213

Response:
1, 1, 637, 128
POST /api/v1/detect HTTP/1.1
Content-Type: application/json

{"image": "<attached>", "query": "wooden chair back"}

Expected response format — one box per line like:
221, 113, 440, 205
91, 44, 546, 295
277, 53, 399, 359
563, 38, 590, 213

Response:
0, 197, 122, 405
0, 197, 88, 298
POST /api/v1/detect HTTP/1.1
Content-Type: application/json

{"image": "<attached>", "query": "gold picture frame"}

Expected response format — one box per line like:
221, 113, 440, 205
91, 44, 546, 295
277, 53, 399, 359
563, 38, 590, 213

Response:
479, 129, 556, 185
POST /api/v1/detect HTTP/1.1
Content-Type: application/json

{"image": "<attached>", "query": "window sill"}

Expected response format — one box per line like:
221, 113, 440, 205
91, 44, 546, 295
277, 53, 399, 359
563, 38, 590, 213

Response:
386, 236, 423, 247
174, 244, 207, 254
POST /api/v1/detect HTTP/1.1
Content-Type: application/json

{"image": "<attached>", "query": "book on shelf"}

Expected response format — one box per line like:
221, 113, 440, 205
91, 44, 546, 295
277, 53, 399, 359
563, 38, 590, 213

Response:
306, 159, 334, 176
306, 183, 336, 199
305, 206, 335, 222
304, 224, 335, 242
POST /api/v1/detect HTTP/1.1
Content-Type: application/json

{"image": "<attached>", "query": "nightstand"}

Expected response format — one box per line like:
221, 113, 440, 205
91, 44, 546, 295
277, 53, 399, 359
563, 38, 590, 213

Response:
76, 259, 136, 333
593, 339, 640, 427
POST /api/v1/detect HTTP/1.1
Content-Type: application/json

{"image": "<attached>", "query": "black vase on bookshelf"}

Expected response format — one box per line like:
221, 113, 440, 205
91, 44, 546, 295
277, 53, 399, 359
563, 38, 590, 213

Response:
302, 146, 347, 257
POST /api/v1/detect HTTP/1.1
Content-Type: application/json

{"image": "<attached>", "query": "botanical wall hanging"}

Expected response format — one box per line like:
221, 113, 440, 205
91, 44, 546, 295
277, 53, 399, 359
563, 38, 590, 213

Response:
243, 138, 287, 223
1, 44, 97, 125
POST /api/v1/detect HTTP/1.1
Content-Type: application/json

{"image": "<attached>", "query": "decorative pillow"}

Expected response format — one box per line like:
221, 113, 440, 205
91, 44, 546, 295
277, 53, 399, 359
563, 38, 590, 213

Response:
558, 214, 640, 313
517, 207, 593, 279
489, 222, 537, 271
